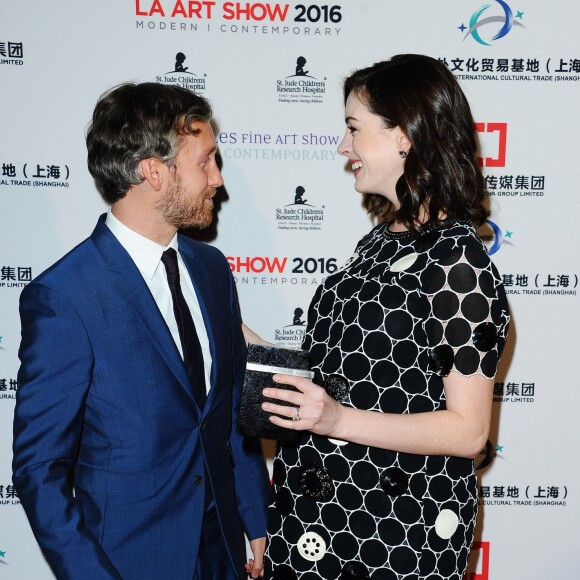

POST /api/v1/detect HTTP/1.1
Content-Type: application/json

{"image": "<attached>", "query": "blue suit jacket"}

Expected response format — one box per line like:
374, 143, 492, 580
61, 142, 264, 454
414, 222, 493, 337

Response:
13, 216, 269, 579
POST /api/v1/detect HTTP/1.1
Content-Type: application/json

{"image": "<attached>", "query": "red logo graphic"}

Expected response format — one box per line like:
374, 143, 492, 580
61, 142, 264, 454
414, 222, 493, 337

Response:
136, 0, 217, 18
223, 2, 289, 21
467, 541, 490, 580
227, 256, 287, 273
475, 122, 507, 167
135, 1, 290, 20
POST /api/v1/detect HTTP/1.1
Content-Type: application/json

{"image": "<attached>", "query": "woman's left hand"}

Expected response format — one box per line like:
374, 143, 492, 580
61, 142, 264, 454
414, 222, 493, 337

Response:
262, 374, 344, 436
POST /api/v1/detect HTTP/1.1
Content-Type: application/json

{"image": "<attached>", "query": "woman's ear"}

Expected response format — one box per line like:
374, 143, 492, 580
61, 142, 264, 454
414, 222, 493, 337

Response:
397, 131, 412, 155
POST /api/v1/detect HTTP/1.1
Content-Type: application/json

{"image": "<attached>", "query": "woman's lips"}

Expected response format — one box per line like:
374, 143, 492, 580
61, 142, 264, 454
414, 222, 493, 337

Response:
351, 160, 362, 176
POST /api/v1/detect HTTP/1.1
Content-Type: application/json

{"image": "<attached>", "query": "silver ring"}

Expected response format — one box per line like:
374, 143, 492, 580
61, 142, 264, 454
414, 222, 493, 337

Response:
292, 407, 300, 422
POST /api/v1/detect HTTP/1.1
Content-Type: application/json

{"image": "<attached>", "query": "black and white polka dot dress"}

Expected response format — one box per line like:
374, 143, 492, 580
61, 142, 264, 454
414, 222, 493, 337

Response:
265, 221, 509, 580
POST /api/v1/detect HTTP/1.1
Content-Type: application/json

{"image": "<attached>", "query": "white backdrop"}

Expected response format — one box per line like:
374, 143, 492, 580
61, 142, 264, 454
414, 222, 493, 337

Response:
1, 1, 579, 578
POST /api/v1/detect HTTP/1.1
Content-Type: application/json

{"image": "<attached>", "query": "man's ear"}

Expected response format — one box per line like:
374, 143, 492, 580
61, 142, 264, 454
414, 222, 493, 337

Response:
138, 158, 165, 192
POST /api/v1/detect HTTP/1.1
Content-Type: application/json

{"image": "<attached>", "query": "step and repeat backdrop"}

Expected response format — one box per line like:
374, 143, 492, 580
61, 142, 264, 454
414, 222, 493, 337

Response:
1, 1, 578, 578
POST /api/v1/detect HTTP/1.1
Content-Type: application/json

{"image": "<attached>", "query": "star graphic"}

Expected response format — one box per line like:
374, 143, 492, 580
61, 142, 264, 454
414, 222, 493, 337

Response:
505, 231, 513, 238
0, 550, 6, 557
516, 11, 524, 19
458, 23, 467, 32
496, 445, 504, 453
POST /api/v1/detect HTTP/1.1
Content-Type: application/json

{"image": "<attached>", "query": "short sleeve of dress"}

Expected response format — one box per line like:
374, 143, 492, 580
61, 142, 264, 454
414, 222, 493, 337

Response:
421, 229, 510, 379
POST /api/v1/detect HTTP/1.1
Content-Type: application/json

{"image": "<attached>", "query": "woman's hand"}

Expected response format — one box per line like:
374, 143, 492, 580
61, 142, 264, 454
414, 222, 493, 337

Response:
244, 536, 266, 578
262, 374, 344, 437
261, 371, 493, 457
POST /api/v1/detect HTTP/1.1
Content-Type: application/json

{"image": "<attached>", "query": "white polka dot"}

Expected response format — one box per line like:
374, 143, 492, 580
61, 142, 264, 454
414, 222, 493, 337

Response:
435, 509, 459, 539
296, 531, 326, 562
328, 437, 348, 446
390, 252, 418, 272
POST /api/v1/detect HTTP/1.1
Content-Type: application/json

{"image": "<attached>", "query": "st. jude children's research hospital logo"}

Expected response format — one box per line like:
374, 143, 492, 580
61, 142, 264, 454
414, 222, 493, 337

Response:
459, 0, 525, 46
156, 51, 206, 91
275, 185, 325, 232
273, 308, 307, 347
277, 56, 326, 103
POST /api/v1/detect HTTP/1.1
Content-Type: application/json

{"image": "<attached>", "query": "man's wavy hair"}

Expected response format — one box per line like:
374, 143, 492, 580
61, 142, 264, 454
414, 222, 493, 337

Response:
87, 82, 212, 204
344, 54, 488, 234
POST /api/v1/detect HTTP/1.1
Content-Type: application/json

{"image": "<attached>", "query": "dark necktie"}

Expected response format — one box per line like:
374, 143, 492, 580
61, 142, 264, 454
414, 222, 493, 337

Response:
161, 248, 207, 409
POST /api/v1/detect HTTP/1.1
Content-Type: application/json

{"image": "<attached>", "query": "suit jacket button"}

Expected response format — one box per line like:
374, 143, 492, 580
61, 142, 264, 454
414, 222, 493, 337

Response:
200, 421, 207, 431
195, 475, 203, 486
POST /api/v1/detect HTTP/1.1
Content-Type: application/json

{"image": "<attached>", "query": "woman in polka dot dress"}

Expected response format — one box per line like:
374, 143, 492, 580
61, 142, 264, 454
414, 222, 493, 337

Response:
260, 54, 510, 580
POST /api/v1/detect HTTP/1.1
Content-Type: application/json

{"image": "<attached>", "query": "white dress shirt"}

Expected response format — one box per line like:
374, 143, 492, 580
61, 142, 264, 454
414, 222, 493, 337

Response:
105, 210, 212, 393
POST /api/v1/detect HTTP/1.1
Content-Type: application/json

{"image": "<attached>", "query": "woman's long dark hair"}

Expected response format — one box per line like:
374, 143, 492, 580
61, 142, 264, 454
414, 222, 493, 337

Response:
344, 54, 488, 234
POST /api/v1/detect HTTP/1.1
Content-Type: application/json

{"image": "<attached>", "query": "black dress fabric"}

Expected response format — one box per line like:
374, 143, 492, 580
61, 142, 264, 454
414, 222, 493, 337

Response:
265, 221, 509, 580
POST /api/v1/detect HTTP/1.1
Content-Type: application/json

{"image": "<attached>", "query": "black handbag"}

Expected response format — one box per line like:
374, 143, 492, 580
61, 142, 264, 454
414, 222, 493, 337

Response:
237, 343, 313, 442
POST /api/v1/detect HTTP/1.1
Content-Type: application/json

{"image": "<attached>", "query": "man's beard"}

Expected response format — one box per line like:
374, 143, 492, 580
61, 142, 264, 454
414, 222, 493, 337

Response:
157, 173, 215, 230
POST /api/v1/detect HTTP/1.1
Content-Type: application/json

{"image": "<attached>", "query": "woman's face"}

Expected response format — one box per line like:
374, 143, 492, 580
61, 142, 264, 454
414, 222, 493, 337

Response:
337, 92, 408, 207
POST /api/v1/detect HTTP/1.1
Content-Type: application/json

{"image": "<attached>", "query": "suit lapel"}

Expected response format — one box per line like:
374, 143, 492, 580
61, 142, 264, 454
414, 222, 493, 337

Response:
90, 216, 197, 407
178, 239, 220, 416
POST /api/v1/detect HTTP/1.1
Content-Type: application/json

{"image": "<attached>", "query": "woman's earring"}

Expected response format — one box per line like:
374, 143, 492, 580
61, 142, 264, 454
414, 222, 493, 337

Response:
399, 150, 408, 158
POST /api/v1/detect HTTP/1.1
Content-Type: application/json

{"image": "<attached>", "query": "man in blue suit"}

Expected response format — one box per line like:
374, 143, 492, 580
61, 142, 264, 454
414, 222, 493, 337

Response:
13, 83, 269, 579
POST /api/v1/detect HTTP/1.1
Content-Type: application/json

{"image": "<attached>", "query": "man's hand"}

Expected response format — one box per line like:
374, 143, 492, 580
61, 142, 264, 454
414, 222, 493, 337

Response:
245, 536, 266, 578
